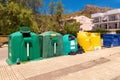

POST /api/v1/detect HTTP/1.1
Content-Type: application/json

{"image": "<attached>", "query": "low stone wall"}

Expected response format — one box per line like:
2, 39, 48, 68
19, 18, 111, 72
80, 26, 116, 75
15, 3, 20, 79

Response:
0, 35, 8, 47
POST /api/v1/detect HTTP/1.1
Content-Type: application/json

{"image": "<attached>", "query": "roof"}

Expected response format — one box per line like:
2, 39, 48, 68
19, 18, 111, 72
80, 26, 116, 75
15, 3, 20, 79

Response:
91, 13, 104, 18
91, 9, 120, 17
105, 9, 120, 15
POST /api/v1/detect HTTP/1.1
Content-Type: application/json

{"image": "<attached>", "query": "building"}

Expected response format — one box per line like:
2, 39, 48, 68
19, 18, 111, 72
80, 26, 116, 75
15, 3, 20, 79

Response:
62, 16, 93, 31
91, 9, 120, 31
74, 16, 93, 31
60, 18, 76, 26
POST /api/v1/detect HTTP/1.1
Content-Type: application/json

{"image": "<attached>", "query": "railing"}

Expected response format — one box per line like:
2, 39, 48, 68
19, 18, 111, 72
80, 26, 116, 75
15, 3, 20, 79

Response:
93, 20, 100, 23
102, 20, 107, 22
109, 18, 119, 21
93, 18, 120, 23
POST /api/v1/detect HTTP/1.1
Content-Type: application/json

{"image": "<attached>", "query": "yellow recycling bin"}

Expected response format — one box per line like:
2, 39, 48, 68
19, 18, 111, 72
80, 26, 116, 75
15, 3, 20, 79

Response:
90, 33, 101, 50
77, 32, 93, 52
77, 32, 101, 52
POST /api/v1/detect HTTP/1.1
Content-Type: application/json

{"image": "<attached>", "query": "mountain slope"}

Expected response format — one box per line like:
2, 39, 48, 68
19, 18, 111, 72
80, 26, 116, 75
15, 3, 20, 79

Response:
62, 5, 112, 19
81, 5, 112, 16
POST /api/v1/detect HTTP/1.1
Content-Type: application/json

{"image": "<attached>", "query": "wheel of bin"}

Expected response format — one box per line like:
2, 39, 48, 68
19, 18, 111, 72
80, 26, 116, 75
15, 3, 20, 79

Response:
68, 52, 77, 55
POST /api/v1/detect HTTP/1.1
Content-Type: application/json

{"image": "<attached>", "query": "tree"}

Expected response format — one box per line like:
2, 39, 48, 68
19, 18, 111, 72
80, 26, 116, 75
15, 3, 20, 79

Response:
55, 0, 64, 28
0, 2, 38, 35
49, 0, 55, 16
14, 0, 44, 14
0, 0, 7, 4
64, 22, 80, 36
2, 0, 7, 4
32, 0, 44, 13
36, 12, 63, 33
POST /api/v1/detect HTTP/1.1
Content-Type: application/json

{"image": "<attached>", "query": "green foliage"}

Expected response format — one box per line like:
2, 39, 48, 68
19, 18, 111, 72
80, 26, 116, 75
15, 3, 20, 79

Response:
55, 0, 64, 15
13, 0, 44, 13
55, 0, 64, 23
0, 0, 2, 3
87, 28, 110, 34
0, 2, 38, 35
33, 15, 58, 33
63, 22, 80, 36
0, 0, 81, 36
80, 13, 91, 18
116, 30, 120, 34
49, 0, 55, 15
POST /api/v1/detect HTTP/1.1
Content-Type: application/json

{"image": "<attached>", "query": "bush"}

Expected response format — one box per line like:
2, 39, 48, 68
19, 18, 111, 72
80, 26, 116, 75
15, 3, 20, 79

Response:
86, 28, 110, 34
63, 22, 80, 36
116, 30, 120, 34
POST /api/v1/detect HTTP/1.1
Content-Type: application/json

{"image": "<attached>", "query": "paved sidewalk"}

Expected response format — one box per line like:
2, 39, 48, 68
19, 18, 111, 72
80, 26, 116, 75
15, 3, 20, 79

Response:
0, 47, 120, 80
56, 53, 120, 80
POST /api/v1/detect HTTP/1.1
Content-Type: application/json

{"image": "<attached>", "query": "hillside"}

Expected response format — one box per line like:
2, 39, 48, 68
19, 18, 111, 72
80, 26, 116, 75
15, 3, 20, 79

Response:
81, 5, 112, 16
62, 5, 112, 19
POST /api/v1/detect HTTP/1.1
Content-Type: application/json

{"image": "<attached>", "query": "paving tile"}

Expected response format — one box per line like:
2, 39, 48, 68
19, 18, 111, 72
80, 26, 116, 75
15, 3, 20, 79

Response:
0, 47, 120, 80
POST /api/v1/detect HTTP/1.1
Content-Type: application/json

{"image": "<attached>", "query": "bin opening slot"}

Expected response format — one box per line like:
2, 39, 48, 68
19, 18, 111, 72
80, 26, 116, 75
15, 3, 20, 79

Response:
22, 33, 31, 38
114, 35, 118, 38
69, 35, 75, 40
50, 37, 58, 45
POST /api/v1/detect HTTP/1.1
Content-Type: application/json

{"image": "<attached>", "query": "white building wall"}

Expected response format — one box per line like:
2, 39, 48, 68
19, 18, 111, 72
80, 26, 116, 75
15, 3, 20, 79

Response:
92, 9, 120, 30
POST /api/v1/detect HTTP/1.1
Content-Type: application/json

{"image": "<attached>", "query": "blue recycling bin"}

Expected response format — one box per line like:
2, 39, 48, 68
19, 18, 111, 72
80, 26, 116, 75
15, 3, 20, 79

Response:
103, 34, 120, 48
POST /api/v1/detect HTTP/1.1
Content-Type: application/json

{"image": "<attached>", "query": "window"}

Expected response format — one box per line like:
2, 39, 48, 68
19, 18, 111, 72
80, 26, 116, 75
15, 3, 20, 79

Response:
94, 18, 99, 23
109, 15, 117, 21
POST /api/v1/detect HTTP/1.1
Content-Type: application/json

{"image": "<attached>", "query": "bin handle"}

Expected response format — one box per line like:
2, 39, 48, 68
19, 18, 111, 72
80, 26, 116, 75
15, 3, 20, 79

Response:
27, 42, 29, 59
54, 43, 57, 55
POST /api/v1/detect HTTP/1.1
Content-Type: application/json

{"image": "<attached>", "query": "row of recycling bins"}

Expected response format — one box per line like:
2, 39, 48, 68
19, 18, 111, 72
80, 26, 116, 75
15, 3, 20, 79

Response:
7, 27, 78, 64
7, 27, 120, 64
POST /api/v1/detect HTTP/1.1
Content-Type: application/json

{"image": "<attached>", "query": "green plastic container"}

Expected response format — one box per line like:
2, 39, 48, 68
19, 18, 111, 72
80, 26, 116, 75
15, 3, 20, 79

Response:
7, 27, 41, 64
39, 31, 64, 58
63, 34, 78, 55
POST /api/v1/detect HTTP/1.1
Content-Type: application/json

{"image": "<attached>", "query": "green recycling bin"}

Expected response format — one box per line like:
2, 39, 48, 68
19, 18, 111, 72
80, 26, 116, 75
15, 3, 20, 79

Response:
39, 31, 64, 58
7, 27, 41, 64
63, 34, 78, 55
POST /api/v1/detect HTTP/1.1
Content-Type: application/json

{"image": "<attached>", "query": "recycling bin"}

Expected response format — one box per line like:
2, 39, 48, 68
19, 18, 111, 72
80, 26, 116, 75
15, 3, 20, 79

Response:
63, 34, 78, 55
77, 32, 93, 52
77, 32, 101, 52
39, 31, 64, 58
90, 33, 101, 50
103, 34, 120, 48
7, 27, 41, 64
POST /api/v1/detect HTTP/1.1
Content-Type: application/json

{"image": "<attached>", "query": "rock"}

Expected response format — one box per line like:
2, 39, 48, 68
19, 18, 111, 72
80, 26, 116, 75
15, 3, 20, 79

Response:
82, 5, 112, 14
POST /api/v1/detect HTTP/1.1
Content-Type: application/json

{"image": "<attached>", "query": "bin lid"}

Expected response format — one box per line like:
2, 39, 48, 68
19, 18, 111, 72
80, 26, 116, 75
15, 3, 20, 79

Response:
20, 27, 30, 33
39, 31, 62, 36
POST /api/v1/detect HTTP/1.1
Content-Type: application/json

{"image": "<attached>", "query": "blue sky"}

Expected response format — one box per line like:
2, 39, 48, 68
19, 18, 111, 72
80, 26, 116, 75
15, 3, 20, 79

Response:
43, 0, 120, 14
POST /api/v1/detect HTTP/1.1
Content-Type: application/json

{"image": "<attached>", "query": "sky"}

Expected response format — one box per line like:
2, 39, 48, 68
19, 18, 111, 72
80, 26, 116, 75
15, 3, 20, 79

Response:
43, 0, 120, 14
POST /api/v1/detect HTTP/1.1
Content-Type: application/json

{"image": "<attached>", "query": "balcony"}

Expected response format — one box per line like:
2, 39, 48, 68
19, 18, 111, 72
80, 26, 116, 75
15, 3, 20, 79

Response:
102, 20, 107, 22
93, 20, 100, 23
109, 18, 119, 21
